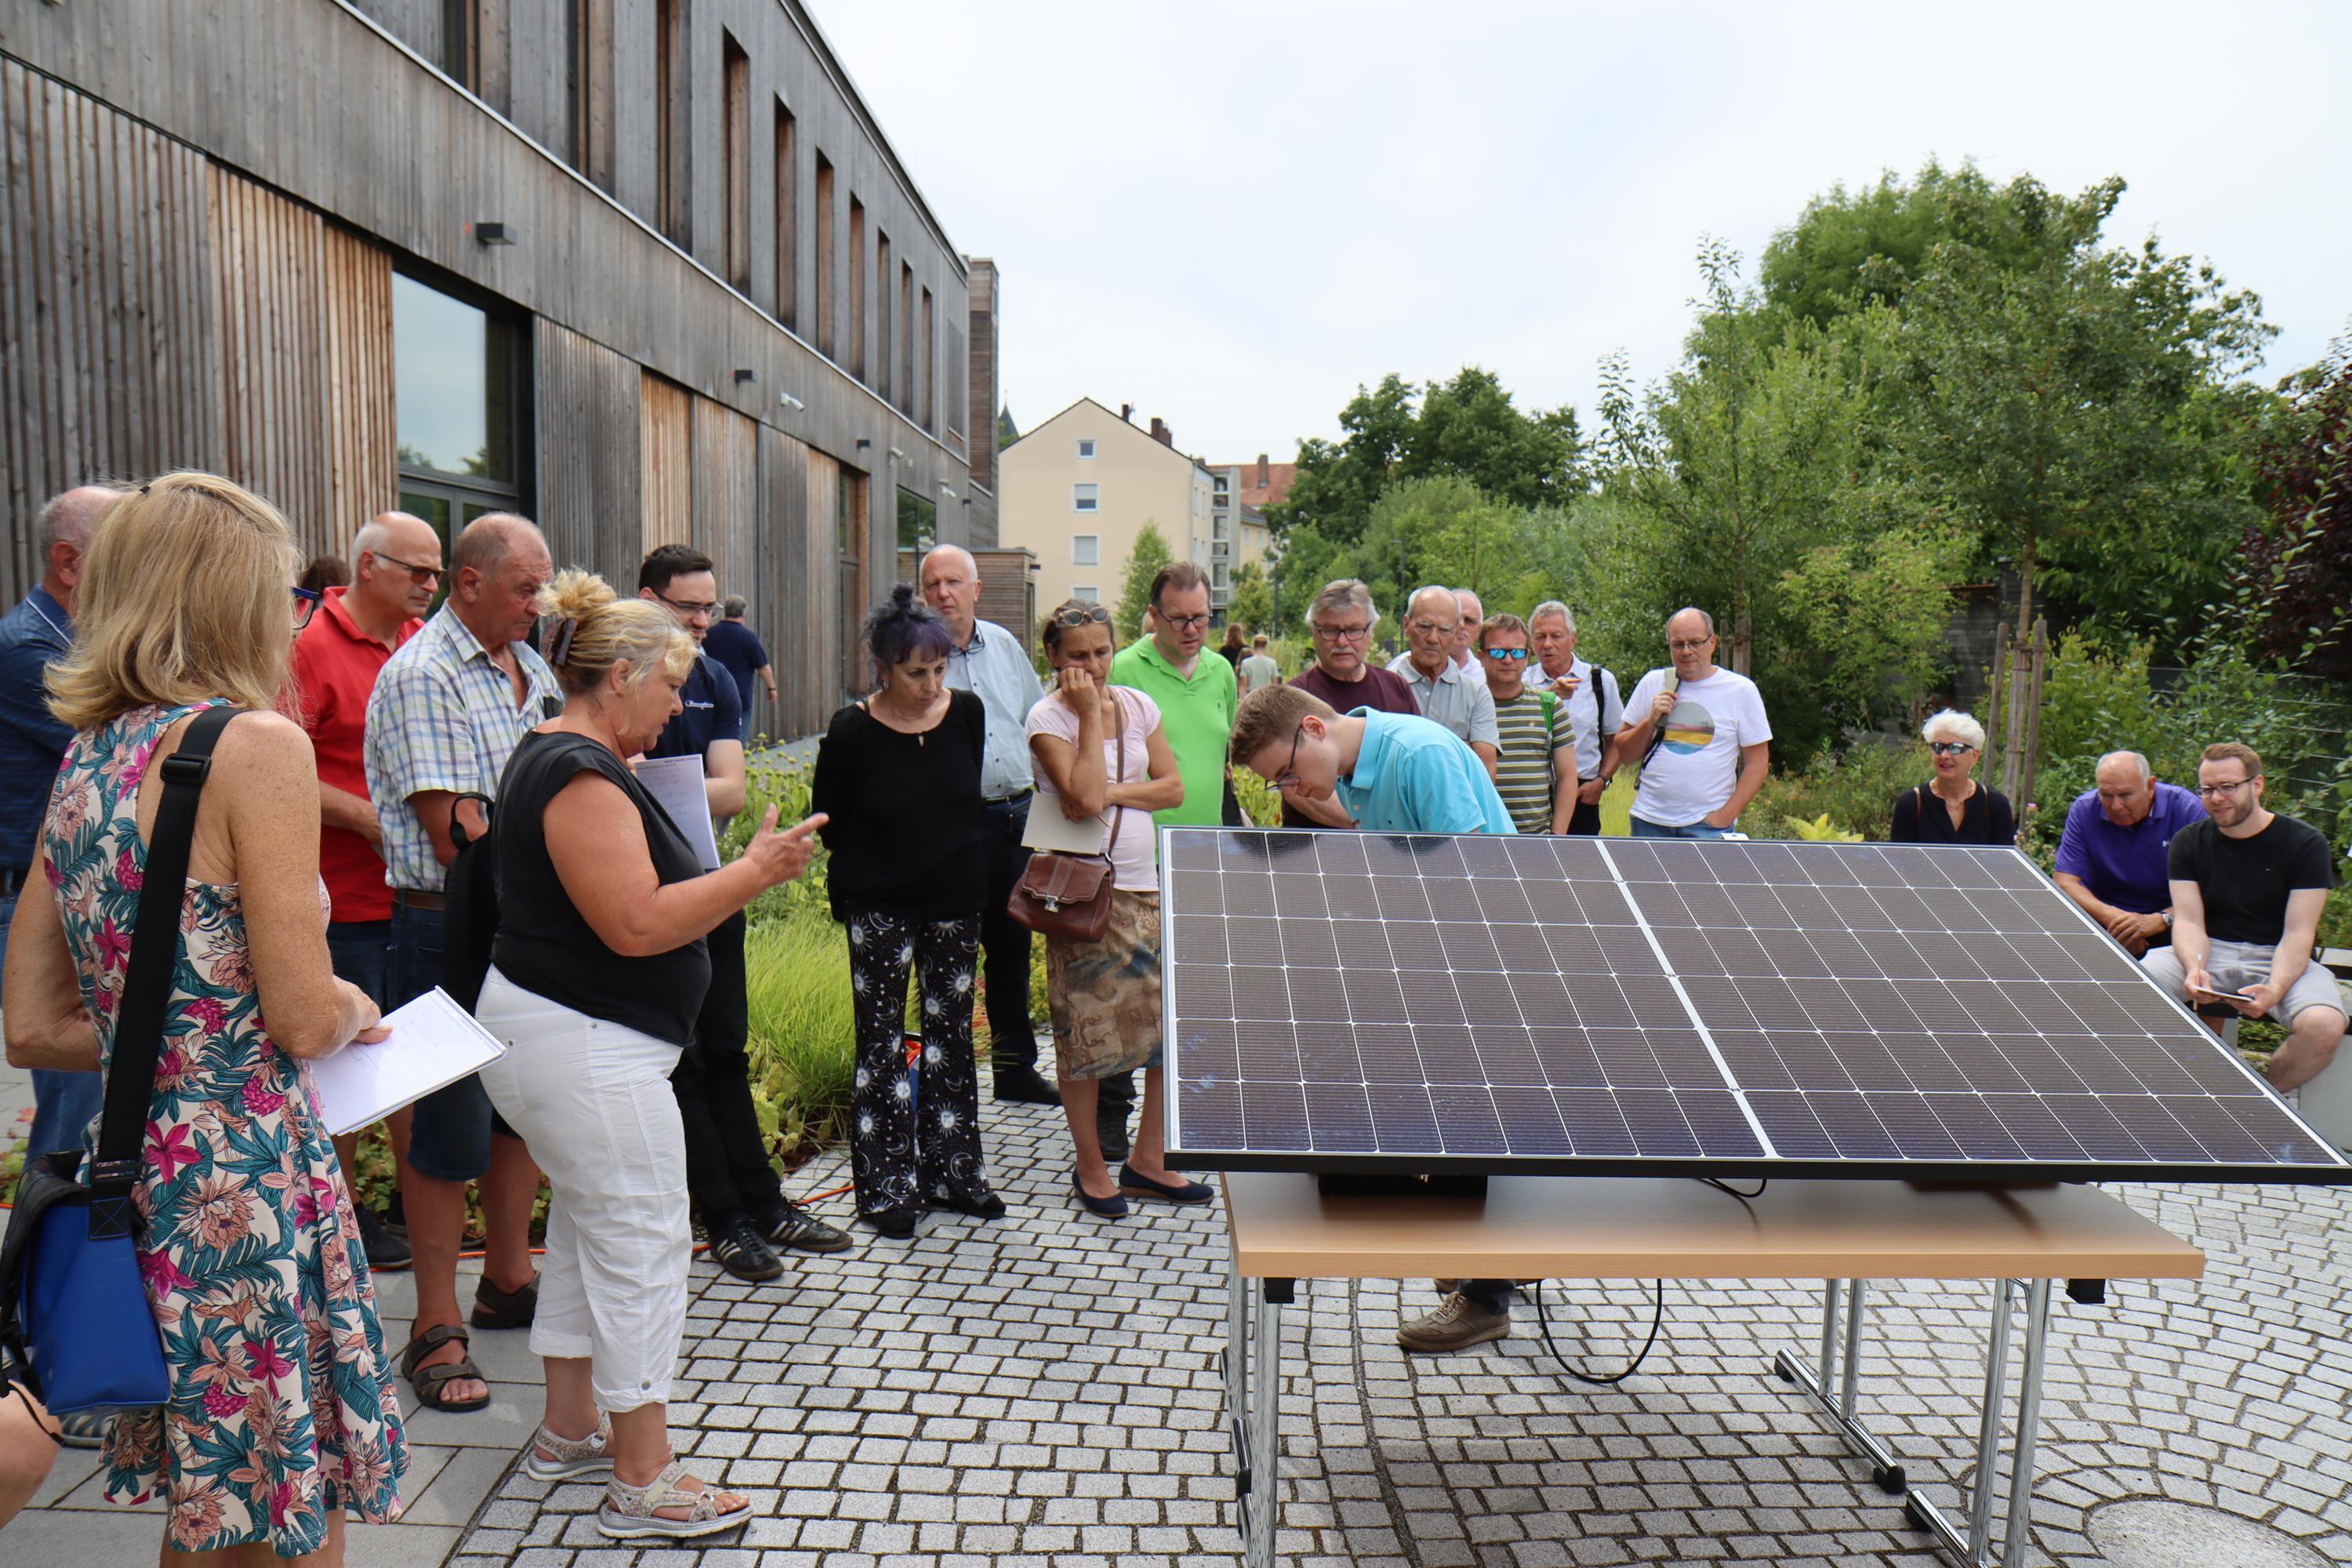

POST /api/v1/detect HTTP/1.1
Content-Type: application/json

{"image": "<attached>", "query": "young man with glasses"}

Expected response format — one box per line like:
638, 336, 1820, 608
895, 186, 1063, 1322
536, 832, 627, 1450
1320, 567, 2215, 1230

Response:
290, 509, 445, 1271
1475, 614, 1577, 835
638, 546, 852, 1278
1603, 607, 1770, 839
2140, 742, 2345, 1092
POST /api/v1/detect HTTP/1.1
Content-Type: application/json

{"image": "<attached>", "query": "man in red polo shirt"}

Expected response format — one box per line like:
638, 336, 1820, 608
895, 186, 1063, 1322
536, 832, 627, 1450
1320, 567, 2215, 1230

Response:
292, 510, 442, 1269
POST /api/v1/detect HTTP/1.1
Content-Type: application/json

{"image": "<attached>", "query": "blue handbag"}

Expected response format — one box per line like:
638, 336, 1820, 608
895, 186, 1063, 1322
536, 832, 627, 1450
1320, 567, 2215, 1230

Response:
1, 705, 238, 1416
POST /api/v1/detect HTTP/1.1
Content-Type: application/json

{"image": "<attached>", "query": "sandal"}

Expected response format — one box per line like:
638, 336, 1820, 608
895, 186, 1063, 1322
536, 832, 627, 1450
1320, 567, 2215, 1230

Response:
470, 1271, 539, 1329
522, 1412, 615, 1481
400, 1323, 491, 1413
597, 1457, 754, 1540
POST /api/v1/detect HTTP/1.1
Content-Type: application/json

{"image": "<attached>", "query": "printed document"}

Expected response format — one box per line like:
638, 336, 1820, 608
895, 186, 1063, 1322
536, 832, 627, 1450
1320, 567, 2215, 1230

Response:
636, 753, 723, 870
308, 986, 507, 1138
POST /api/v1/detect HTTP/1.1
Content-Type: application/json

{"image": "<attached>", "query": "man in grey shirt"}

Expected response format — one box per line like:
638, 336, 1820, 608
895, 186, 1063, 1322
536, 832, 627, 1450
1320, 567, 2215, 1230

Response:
1388, 584, 1498, 779
923, 545, 1058, 1105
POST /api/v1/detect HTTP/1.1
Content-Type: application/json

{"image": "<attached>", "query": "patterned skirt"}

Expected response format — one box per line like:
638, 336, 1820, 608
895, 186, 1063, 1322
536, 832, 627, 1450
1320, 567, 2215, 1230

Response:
1045, 889, 1163, 1081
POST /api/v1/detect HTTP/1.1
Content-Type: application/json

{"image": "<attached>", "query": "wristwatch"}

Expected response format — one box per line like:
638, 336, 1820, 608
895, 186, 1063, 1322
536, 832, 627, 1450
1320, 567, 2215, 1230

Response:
2161, 910, 2174, 929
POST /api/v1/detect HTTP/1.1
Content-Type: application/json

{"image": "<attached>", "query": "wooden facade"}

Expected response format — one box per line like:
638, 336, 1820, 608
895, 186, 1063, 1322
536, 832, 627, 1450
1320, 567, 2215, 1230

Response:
2, 0, 1002, 735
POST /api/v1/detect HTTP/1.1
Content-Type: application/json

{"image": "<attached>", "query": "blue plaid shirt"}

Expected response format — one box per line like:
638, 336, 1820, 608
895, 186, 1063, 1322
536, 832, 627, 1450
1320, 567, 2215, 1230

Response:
364, 604, 560, 892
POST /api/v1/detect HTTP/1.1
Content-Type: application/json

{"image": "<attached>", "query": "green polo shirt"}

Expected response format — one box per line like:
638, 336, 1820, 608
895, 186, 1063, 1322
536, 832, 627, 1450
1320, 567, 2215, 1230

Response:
1109, 635, 1236, 829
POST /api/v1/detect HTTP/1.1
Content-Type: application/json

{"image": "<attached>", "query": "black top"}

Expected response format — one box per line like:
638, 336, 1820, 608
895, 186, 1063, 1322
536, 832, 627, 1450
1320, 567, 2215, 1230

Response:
2166, 811, 2336, 947
492, 731, 710, 1044
1889, 781, 2015, 846
809, 689, 987, 922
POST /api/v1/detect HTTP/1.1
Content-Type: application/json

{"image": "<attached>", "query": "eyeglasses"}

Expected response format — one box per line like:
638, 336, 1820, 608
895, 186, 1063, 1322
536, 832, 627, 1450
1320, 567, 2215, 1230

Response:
1051, 604, 1113, 628
2196, 777, 2257, 797
1272, 721, 1306, 790
1927, 741, 1978, 756
1668, 637, 1714, 652
1157, 611, 1212, 631
291, 586, 321, 630
366, 551, 443, 586
1312, 622, 1372, 642
656, 592, 720, 619
1481, 647, 1530, 662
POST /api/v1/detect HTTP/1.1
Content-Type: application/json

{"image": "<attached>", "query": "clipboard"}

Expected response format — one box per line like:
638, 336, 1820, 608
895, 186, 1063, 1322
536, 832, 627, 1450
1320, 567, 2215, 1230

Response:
1022, 794, 1110, 855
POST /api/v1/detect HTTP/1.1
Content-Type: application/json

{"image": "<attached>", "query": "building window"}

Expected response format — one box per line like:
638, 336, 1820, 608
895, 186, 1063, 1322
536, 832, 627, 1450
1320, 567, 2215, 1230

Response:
1073, 535, 1099, 566
920, 285, 935, 431
898, 260, 914, 415
849, 196, 866, 380
393, 270, 524, 561
1071, 585, 1099, 604
897, 487, 937, 552
564, 0, 612, 187
1076, 438, 1095, 459
1213, 475, 1229, 495
1073, 483, 1098, 514
655, 0, 689, 245
874, 229, 891, 400
773, 100, 796, 328
721, 31, 750, 290
813, 153, 835, 356
443, 0, 480, 89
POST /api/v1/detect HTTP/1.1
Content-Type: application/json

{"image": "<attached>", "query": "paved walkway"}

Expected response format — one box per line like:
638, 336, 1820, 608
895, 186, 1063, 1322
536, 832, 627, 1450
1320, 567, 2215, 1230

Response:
7, 1058, 2351, 1566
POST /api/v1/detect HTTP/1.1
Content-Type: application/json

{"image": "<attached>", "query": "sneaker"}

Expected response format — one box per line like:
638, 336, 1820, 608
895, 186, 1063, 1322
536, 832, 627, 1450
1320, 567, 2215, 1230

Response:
1396, 1291, 1511, 1354
706, 1217, 785, 1282
1096, 1127, 1132, 1164
55, 1410, 112, 1450
761, 1201, 853, 1254
381, 1190, 408, 1241
356, 1203, 412, 1270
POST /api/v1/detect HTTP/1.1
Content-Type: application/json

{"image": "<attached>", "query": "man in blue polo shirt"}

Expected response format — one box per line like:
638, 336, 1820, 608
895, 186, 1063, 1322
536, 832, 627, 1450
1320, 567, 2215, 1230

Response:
641, 546, 851, 1280
2053, 750, 2205, 956
1229, 684, 1523, 1356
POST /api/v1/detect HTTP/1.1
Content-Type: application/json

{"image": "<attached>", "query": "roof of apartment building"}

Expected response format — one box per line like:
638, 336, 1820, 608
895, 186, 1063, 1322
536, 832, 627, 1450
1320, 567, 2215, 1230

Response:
1216, 455, 1298, 511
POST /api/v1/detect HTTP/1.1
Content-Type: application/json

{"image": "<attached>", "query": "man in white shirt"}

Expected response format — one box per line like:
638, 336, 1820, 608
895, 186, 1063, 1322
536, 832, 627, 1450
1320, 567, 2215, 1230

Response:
1387, 585, 1498, 779
1604, 607, 1770, 838
1448, 586, 1485, 673
1523, 601, 1623, 836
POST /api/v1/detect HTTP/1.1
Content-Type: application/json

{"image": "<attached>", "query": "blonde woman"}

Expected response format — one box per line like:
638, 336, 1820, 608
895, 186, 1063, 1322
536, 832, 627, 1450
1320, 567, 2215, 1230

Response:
474, 572, 822, 1541
1889, 710, 2016, 844
2, 472, 406, 1563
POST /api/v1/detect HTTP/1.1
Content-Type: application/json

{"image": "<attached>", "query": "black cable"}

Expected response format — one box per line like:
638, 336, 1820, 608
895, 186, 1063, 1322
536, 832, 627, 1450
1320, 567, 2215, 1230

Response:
1530, 1277, 1668, 1386
1701, 1176, 1768, 1200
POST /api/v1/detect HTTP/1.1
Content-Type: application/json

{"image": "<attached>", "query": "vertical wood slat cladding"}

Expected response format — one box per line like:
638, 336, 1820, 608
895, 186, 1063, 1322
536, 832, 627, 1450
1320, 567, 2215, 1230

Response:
804, 445, 844, 732
757, 425, 812, 737
323, 226, 397, 553
640, 372, 693, 551
691, 395, 757, 609
0, 60, 219, 602
535, 318, 642, 584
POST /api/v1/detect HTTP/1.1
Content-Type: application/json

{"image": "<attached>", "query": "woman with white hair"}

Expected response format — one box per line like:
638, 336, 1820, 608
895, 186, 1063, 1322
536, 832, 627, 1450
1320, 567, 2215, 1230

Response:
1889, 710, 2016, 844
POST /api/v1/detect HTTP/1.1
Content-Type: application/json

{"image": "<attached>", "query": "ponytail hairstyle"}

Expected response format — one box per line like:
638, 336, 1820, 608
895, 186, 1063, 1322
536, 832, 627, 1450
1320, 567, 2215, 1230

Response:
863, 583, 953, 674
536, 569, 695, 698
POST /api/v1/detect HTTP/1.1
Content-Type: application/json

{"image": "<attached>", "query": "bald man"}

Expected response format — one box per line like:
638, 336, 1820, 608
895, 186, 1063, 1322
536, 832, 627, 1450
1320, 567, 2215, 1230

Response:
6, 485, 125, 1181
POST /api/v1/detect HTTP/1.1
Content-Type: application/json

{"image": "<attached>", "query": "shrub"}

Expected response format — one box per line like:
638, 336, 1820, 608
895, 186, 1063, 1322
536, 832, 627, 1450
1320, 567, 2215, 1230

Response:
1742, 741, 1929, 841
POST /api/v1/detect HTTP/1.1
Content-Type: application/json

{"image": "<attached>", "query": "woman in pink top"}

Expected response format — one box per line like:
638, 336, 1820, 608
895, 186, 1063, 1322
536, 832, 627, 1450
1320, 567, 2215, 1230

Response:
1024, 601, 1214, 1217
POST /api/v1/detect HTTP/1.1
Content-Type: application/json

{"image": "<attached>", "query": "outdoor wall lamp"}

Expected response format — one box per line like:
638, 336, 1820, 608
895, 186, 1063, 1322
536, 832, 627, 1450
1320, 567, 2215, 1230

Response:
733, 368, 757, 385
779, 391, 806, 411
888, 446, 906, 461
473, 221, 515, 245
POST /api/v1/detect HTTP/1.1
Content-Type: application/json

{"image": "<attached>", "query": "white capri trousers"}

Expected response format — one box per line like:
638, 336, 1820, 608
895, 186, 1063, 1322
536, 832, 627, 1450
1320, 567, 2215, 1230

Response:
475, 965, 689, 1410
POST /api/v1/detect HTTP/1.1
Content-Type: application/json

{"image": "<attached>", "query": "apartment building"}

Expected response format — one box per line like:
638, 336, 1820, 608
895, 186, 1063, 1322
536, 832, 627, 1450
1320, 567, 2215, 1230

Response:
999, 400, 1215, 616
1206, 461, 1280, 610
4, 0, 1000, 737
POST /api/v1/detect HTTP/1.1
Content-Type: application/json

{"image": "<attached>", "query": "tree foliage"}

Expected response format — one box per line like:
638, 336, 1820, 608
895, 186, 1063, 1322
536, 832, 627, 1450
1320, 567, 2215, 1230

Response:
1116, 521, 1172, 644
2240, 328, 2352, 677
1225, 560, 1273, 635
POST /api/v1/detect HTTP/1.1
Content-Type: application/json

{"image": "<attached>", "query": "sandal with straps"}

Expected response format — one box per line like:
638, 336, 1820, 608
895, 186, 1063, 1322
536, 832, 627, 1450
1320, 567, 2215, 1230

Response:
522, 1411, 615, 1481
399, 1323, 491, 1413
597, 1457, 755, 1540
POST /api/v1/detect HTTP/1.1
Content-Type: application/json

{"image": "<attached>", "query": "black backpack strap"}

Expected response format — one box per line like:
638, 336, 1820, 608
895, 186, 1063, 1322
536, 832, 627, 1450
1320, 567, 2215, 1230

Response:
87, 705, 238, 1237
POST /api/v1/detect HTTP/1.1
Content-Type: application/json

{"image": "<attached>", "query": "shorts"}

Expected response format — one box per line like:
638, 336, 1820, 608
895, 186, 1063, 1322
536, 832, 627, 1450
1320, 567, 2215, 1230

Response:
2140, 938, 2350, 1026
390, 900, 517, 1181
1046, 888, 1165, 1081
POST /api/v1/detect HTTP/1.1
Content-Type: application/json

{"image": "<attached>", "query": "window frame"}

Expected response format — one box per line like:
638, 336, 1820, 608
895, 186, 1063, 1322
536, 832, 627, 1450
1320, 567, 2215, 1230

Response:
1072, 535, 1099, 567
1072, 482, 1099, 514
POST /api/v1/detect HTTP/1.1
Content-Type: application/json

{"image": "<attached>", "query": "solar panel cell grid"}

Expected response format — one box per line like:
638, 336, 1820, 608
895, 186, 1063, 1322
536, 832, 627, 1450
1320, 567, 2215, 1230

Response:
1162, 827, 2349, 1179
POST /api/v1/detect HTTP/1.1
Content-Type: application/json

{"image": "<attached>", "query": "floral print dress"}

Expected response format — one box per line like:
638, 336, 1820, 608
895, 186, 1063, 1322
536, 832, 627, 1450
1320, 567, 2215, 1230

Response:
43, 701, 406, 1552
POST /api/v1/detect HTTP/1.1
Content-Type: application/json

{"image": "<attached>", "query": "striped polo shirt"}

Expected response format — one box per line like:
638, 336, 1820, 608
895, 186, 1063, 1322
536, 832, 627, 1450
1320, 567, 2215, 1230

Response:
1489, 688, 1569, 835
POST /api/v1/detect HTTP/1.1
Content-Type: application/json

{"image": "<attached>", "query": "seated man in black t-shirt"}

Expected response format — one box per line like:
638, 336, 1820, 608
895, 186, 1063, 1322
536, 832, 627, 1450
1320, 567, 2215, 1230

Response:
2140, 741, 2347, 1092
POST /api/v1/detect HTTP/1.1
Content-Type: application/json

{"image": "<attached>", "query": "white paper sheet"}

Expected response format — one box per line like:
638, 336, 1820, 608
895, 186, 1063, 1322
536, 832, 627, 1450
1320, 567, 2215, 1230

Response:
636, 753, 723, 870
307, 986, 508, 1138
1022, 793, 1109, 855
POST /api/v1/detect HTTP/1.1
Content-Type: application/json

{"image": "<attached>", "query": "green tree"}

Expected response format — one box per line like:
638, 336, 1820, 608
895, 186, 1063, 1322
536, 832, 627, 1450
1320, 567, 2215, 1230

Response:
1225, 560, 1273, 637
1116, 521, 1173, 644
1759, 160, 2049, 330
2240, 331, 2352, 678
1769, 527, 1965, 738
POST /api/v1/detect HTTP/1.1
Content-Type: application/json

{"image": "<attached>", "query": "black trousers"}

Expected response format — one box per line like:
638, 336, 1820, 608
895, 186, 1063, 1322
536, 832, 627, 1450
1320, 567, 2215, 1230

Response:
845, 911, 989, 1214
1564, 793, 1602, 836
670, 911, 783, 1231
978, 796, 1043, 1073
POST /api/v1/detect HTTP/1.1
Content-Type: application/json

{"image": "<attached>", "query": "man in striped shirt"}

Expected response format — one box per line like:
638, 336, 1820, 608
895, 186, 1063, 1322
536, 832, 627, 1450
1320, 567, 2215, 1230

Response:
1475, 614, 1575, 834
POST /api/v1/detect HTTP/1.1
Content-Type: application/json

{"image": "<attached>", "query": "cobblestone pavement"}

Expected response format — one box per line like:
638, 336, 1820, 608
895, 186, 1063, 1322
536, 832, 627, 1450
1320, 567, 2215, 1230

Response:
9, 1065, 2352, 1566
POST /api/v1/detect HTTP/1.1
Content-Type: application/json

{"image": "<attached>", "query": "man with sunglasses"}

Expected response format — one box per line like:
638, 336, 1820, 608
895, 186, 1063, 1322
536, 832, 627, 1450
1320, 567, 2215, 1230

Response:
290, 510, 443, 1270
1475, 614, 1577, 834
2140, 742, 2344, 1093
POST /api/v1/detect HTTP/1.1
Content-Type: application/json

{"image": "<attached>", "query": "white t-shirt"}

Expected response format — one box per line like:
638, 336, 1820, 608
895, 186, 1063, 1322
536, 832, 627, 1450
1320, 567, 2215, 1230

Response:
1624, 666, 1772, 827
1023, 686, 1163, 892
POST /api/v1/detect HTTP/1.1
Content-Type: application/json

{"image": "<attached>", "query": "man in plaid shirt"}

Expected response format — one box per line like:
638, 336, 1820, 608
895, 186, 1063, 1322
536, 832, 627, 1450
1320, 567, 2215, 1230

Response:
365, 513, 558, 1414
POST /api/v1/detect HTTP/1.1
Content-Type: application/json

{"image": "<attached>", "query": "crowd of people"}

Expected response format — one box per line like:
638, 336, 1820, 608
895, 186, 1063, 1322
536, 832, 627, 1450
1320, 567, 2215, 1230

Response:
0, 475, 2341, 1557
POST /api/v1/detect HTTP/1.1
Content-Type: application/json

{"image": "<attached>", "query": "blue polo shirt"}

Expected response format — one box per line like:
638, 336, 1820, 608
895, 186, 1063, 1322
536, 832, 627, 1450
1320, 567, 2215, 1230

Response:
2053, 780, 2204, 914
0, 586, 75, 869
648, 652, 746, 763
1334, 709, 1515, 836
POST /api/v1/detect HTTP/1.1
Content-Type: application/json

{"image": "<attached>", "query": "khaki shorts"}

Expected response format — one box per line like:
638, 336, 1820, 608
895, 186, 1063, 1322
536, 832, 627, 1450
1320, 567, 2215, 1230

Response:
1046, 888, 1164, 1081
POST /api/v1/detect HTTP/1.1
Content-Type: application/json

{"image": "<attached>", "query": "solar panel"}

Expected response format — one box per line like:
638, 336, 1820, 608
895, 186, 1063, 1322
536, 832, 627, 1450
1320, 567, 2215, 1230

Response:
1160, 828, 2350, 1181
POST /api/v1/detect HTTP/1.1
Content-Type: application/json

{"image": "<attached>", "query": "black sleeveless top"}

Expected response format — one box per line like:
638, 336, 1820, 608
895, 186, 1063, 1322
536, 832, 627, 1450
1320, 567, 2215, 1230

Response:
492, 730, 710, 1044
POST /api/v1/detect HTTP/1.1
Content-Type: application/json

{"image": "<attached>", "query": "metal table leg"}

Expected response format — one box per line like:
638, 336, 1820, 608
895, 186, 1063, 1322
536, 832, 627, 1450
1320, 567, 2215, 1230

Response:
1773, 1277, 1907, 1494
1244, 1280, 1286, 1568
1902, 1277, 2056, 1568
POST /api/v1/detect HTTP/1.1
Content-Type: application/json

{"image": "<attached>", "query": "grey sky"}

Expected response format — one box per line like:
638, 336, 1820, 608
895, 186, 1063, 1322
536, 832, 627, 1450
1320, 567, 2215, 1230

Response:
817, 0, 2352, 464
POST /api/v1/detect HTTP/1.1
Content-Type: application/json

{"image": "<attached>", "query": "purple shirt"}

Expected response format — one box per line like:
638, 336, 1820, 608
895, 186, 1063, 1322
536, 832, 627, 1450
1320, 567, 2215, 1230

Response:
2053, 781, 2205, 913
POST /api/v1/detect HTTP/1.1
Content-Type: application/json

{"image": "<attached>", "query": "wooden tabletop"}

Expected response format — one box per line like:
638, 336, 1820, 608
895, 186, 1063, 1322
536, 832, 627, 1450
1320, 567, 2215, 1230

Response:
1224, 1173, 2205, 1283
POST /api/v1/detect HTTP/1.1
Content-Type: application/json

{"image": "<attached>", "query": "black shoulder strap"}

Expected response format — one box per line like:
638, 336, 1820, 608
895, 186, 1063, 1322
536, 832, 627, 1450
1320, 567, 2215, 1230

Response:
88, 705, 238, 1221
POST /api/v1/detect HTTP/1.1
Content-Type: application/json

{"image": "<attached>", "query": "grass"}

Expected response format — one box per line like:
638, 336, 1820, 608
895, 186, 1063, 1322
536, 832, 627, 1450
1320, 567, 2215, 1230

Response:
744, 916, 859, 1164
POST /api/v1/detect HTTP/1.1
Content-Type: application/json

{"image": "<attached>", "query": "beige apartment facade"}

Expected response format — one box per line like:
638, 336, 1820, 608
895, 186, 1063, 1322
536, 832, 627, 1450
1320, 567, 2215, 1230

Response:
999, 398, 1215, 617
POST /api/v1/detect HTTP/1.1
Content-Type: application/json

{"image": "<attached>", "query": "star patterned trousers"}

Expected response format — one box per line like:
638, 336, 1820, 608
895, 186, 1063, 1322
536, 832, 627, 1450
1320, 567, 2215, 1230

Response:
844, 910, 990, 1216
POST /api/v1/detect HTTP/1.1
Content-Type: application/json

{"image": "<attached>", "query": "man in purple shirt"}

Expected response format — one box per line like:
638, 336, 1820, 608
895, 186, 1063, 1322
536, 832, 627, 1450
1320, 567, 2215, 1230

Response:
2053, 750, 2206, 955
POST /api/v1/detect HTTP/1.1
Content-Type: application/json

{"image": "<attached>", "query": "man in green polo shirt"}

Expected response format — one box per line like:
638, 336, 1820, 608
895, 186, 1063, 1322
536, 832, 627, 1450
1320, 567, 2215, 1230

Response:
1109, 561, 1237, 831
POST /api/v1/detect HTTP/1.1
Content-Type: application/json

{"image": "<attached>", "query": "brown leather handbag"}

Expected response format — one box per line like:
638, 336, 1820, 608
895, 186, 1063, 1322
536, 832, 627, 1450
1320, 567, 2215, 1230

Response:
1008, 691, 1128, 942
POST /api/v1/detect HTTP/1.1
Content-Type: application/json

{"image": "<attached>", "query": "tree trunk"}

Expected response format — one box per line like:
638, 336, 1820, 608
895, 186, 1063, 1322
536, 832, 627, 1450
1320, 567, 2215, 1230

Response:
1986, 619, 2011, 781
2016, 618, 2048, 822
2001, 533, 2038, 797
1733, 611, 1752, 677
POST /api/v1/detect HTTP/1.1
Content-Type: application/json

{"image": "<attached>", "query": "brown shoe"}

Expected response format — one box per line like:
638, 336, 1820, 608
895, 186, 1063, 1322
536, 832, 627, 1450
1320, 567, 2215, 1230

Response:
1397, 1291, 1510, 1354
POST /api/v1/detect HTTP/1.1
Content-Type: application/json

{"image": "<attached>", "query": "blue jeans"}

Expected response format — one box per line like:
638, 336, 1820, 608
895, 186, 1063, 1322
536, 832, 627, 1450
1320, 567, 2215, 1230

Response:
325, 918, 392, 1005
1629, 815, 1733, 840
5, 888, 106, 1160
389, 901, 513, 1181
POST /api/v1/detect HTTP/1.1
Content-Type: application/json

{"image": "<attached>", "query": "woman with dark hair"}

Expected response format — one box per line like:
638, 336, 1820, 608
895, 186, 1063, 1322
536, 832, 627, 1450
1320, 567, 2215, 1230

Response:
1219, 621, 1248, 669
810, 585, 1000, 1239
